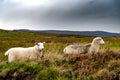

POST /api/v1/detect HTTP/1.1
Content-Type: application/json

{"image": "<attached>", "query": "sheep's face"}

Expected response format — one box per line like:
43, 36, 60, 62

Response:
36, 42, 45, 50
94, 37, 105, 45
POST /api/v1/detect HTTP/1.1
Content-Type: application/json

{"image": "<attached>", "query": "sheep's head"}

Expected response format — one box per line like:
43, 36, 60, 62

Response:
35, 42, 45, 51
93, 37, 105, 45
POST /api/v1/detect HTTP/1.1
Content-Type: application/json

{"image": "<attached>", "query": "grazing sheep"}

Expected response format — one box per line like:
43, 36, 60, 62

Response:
5, 42, 45, 63
88, 37, 104, 54
63, 37, 105, 56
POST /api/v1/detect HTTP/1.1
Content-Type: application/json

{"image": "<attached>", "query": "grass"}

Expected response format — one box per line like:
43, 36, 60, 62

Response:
0, 29, 120, 79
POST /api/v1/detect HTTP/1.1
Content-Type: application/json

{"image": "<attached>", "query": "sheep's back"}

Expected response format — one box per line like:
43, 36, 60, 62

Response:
84, 44, 91, 53
64, 45, 86, 54
8, 47, 33, 59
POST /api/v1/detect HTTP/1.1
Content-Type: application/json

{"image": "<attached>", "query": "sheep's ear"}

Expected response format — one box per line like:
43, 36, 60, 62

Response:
34, 42, 38, 45
43, 42, 45, 44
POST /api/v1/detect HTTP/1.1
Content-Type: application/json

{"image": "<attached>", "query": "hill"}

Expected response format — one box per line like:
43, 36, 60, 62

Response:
16, 29, 120, 37
0, 29, 120, 80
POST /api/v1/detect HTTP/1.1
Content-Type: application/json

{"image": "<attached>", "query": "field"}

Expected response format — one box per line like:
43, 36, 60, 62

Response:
0, 29, 120, 80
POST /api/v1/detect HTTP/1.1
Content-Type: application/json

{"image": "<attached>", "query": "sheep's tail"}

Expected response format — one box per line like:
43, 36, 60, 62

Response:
63, 48, 66, 54
63, 48, 67, 57
5, 51, 9, 56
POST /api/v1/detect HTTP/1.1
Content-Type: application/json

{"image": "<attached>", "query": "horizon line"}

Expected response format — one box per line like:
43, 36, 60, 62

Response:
1, 28, 120, 34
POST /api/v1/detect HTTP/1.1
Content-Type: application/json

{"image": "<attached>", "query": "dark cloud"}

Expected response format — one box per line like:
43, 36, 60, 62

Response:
0, 0, 120, 32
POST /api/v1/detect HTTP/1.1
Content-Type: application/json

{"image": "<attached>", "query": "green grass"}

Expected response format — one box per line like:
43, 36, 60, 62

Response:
0, 29, 120, 79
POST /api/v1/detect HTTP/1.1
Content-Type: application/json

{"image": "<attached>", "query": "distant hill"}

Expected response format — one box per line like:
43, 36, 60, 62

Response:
15, 29, 120, 37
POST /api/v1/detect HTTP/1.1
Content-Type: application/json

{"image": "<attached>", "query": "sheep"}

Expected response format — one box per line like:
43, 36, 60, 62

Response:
63, 37, 105, 56
63, 44, 91, 57
5, 42, 45, 63
88, 37, 104, 54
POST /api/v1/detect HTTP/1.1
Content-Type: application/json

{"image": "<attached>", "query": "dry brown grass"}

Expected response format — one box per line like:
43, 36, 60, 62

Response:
61, 50, 120, 79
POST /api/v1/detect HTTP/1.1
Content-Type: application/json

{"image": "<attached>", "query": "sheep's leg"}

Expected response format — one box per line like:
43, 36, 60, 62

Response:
37, 58, 42, 62
36, 53, 43, 62
63, 53, 68, 58
8, 53, 16, 63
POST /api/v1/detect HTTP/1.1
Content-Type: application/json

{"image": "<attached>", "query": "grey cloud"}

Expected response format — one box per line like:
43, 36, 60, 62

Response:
0, 0, 120, 32
1, 0, 120, 21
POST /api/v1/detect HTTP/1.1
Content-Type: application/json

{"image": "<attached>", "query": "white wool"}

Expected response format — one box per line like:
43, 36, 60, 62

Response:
88, 37, 104, 54
63, 37, 105, 56
63, 44, 91, 56
5, 42, 45, 63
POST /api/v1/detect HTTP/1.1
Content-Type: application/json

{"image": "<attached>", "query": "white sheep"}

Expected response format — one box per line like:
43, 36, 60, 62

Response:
63, 37, 105, 56
5, 42, 45, 63
88, 37, 104, 54
63, 44, 91, 56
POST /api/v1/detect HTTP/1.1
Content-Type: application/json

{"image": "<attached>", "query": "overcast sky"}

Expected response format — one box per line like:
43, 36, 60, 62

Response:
0, 0, 120, 33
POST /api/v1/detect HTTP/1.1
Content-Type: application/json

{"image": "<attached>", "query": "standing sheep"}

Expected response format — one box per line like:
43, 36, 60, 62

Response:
63, 37, 105, 56
5, 42, 45, 63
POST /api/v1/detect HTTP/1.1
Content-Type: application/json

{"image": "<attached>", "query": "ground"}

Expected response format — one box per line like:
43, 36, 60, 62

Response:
0, 29, 120, 80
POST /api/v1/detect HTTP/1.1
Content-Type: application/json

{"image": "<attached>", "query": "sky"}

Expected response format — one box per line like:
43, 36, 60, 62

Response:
0, 0, 120, 33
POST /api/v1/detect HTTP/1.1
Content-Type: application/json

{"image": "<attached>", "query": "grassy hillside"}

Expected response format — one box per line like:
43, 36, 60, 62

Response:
0, 29, 120, 80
